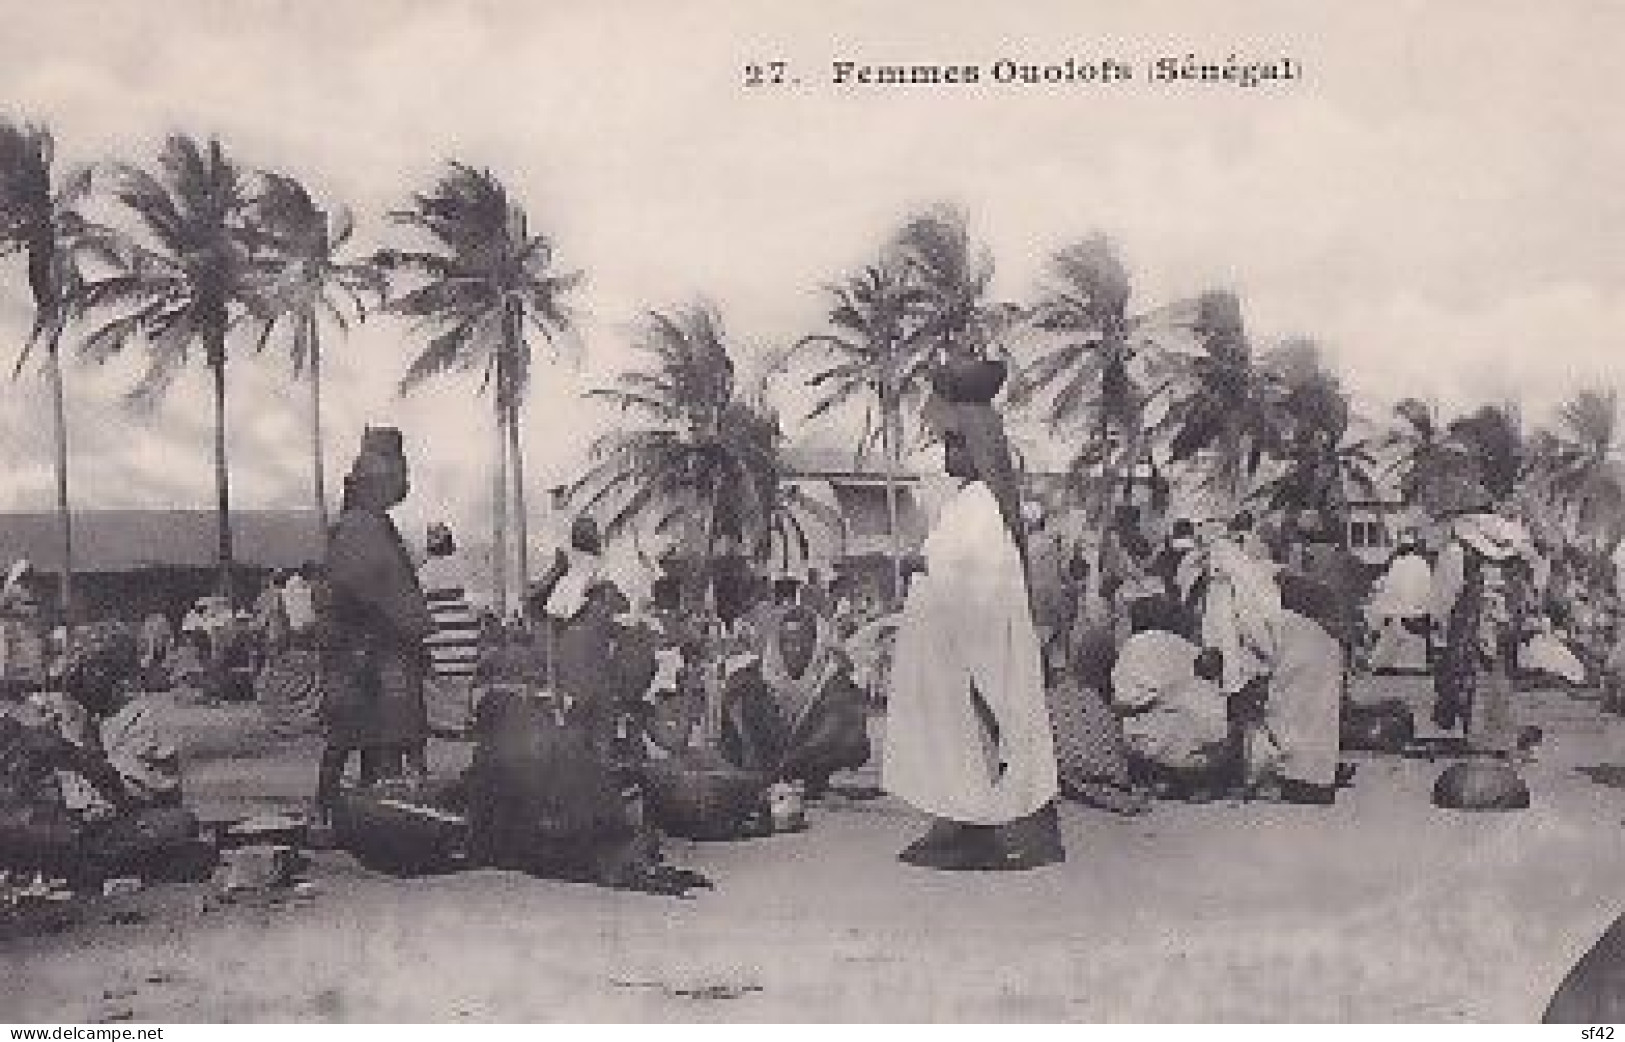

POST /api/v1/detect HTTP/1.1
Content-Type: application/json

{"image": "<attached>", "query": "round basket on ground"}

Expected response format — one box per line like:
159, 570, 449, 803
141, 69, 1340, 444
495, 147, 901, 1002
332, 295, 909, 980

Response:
1431, 759, 1530, 811
643, 758, 769, 842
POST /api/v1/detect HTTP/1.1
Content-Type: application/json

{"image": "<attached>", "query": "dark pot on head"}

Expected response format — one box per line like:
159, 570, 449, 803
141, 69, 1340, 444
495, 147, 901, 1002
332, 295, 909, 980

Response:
930, 356, 1008, 405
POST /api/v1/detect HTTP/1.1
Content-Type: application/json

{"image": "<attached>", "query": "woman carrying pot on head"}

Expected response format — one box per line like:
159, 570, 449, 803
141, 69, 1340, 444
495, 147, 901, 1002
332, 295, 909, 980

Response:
883, 361, 1063, 872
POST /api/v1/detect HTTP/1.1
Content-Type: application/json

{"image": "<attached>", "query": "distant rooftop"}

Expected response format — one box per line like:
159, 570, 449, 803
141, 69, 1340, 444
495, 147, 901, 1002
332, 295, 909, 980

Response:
0, 509, 323, 572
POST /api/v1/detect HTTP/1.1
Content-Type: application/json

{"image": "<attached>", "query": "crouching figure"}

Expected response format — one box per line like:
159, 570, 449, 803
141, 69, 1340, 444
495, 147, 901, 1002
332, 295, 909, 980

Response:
719, 604, 871, 799
464, 687, 710, 897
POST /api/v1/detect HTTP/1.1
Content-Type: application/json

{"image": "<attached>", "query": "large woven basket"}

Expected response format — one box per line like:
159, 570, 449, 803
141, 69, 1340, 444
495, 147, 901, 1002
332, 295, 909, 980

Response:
643, 756, 768, 842
332, 777, 469, 875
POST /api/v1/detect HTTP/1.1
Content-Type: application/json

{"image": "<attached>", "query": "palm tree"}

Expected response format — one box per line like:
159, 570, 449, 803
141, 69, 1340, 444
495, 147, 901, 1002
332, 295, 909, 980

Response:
1166, 291, 1285, 509
793, 262, 933, 601
1529, 390, 1624, 549
718, 386, 845, 574
577, 303, 837, 740
1006, 236, 1195, 533
890, 205, 1017, 364
245, 172, 386, 538
383, 162, 582, 615
1445, 403, 1526, 503
0, 119, 104, 630
575, 304, 809, 608
1254, 339, 1380, 544
1379, 397, 1453, 504
78, 134, 258, 601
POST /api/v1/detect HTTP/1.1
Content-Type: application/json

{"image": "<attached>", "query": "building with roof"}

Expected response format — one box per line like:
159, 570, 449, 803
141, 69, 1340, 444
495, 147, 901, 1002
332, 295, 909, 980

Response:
0, 509, 323, 620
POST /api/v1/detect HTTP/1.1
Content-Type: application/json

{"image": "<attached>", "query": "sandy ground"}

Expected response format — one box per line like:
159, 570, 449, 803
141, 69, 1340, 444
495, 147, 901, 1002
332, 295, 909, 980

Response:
4, 674, 1623, 1023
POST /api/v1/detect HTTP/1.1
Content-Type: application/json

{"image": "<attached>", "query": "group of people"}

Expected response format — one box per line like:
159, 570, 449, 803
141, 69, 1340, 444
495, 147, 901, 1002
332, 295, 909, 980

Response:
284, 383, 1625, 872
2, 570, 207, 894
876, 356, 1625, 870
874, 365, 1348, 870
305, 426, 877, 839
7, 376, 1624, 893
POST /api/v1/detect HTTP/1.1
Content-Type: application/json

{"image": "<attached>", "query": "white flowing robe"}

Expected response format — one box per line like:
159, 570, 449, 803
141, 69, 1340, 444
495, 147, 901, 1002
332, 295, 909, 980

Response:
1252, 611, 1343, 787
1370, 554, 1434, 619
1200, 541, 1284, 696
1521, 630, 1589, 685
883, 481, 1059, 825
1369, 553, 1435, 673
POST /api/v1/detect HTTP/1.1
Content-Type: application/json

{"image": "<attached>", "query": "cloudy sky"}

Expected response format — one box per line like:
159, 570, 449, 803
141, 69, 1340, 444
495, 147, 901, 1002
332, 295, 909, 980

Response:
0, 0, 1620, 546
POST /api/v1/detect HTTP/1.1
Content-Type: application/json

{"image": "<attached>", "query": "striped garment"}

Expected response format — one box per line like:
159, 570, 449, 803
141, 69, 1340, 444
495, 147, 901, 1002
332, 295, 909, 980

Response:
420, 555, 481, 680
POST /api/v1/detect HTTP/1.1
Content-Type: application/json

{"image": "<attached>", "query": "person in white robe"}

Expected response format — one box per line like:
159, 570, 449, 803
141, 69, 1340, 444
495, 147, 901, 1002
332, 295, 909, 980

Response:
1519, 616, 1589, 687
1110, 600, 1230, 796
1367, 535, 1435, 674
1200, 539, 1283, 699
1198, 537, 1344, 801
884, 376, 1062, 871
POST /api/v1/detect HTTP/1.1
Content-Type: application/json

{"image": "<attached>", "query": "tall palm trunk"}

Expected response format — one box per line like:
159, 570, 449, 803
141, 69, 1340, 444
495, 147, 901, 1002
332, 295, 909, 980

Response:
1093, 411, 1114, 589
306, 313, 330, 538
1117, 417, 1145, 529
207, 321, 234, 603
503, 302, 530, 598
44, 332, 74, 634
507, 399, 529, 598
507, 403, 533, 598
882, 389, 904, 608
699, 478, 724, 744
491, 405, 509, 618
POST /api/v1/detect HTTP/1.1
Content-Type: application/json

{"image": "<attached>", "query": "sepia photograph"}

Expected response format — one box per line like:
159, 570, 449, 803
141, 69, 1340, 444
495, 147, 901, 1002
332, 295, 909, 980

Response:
1, 0, 1623, 1025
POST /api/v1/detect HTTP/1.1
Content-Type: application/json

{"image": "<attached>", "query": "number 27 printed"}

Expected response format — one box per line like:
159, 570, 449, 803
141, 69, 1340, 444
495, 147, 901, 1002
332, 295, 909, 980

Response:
744, 62, 788, 87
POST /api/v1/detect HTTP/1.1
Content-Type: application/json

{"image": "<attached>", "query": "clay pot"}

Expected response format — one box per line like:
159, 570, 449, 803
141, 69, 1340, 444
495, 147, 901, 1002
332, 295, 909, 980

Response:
930, 357, 1008, 404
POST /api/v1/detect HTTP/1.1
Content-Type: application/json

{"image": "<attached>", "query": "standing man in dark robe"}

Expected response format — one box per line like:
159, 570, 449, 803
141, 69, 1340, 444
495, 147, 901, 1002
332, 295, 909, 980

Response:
315, 428, 436, 825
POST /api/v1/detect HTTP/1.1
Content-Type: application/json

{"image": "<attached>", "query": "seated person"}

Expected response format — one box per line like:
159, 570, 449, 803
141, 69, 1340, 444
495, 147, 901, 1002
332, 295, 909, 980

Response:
168, 630, 211, 696
1110, 598, 1232, 800
2, 649, 202, 887
464, 681, 708, 896
56, 626, 205, 883
0, 579, 49, 701
553, 580, 662, 774
1518, 615, 1590, 688
1, 697, 90, 884
719, 604, 871, 798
